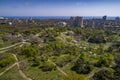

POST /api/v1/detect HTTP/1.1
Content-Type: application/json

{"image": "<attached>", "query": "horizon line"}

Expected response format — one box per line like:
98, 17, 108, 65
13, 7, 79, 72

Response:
1, 15, 120, 17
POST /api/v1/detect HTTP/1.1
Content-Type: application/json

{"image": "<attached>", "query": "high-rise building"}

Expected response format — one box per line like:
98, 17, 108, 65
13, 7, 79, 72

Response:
102, 15, 107, 28
115, 17, 120, 27
92, 20, 95, 28
115, 17, 119, 21
70, 16, 83, 27
103, 15, 107, 20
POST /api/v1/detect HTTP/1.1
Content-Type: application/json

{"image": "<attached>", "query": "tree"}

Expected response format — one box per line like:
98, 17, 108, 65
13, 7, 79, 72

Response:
88, 35, 106, 43
39, 62, 56, 72
95, 54, 114, 67
92, 69, 114, 80
71, 52, 93, 74
32, 56, 40, 67
114, 54, 120, 80
21, 45, 38, 57
0, 55, 15, 68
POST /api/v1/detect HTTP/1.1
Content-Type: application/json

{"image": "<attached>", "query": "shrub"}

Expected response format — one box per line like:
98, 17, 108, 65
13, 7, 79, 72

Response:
63, 72, 88, 80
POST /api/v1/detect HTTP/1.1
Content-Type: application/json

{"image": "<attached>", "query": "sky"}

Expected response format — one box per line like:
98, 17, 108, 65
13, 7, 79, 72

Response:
0, 0, 120, 16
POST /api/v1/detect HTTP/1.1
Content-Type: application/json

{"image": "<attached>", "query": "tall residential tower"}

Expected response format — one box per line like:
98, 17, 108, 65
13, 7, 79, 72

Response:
70, 16, 83, 27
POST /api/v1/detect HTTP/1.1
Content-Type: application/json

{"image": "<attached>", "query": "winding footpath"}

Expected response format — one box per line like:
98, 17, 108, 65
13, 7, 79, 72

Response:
88, 67, 108, 78
0, 63, 17, 76
12, 54, 32, 80
0, 42, 25, 51
48, 59, 67, 76
0, 54, 32, 80
0, 41, 32, 80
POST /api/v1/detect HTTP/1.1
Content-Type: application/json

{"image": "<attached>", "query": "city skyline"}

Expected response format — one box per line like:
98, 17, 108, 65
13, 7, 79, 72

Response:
0, 0, 120, 16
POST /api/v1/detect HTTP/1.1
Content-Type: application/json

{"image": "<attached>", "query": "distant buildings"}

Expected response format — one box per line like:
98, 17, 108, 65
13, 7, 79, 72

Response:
0, 17, 7, 24
8, 22, 12, 25
115, 17, 120, 27
26, 17, 35, 23
0, 16, 4, 19
56, 22, 67, 27
103, 15, 107, 20
70, 16, 83, 27
0, 16, 36, 26
0, 16, 120, 29
70, 15, 120, 28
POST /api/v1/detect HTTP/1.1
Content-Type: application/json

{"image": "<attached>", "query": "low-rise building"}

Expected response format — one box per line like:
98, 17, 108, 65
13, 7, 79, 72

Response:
56, 22, 67, 27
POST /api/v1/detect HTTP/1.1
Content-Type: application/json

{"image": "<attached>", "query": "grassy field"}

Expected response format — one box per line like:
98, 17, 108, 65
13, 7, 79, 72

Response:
24, 66, 64, 80
0, 66, 23, 80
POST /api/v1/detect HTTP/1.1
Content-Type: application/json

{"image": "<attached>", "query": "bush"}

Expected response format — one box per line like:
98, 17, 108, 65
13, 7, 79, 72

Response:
88, 35, 106, 43
63, 72, 88, 80
71, 53, 94, 74
0, 55, 15, 68
21, 44, 38, 57
93, 69, 114, 80
40, 62, 56, 72
32, 57, 40, 67
95, 54, 114, 67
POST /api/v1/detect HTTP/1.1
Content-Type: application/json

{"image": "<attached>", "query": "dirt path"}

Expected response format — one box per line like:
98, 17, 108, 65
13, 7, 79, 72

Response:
12, 54, 32, 80
0, 44, 24, 54
0, 54, 32, 80
0, 63, 17, 76
88, 67, 107, 78
0, 42, 25, 51
48, 59, 67, 76
0, 50, 8, 53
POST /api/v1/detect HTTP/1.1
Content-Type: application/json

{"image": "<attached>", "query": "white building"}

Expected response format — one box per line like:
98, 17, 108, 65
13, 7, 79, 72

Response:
0, 16, 4, 19
8, 22, 12, 25
57, 22, 67, 27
